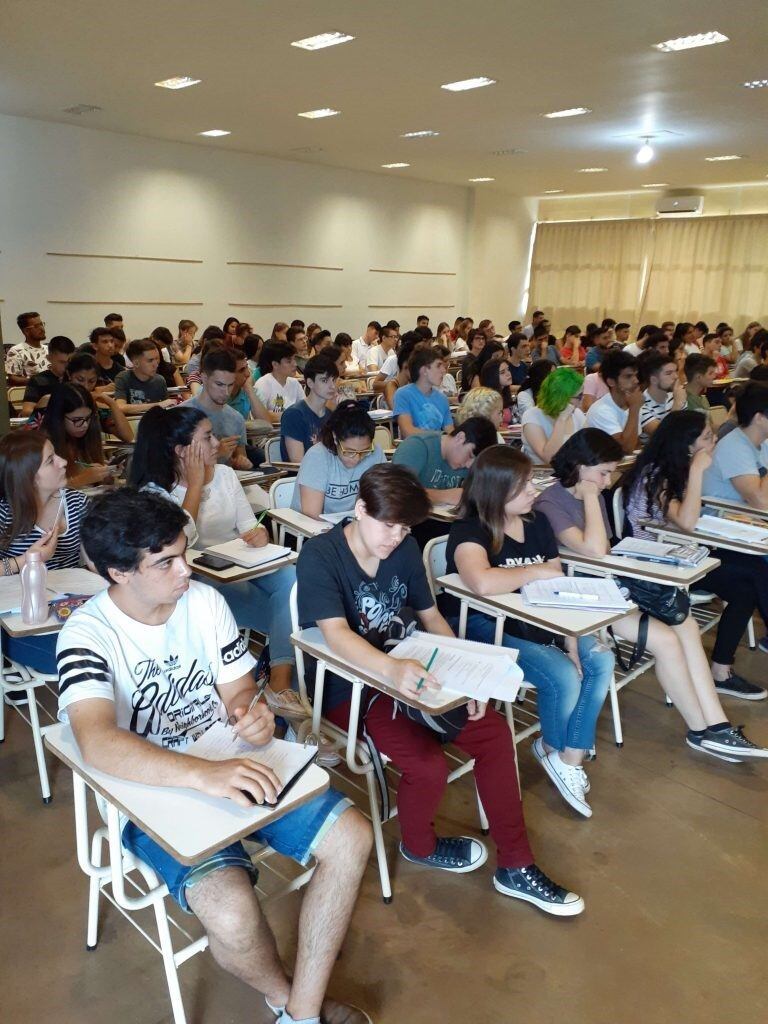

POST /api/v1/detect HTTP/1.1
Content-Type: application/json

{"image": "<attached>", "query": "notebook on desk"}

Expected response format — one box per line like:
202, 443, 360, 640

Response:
611, 537, 710, 567
204, 540, 292, 569
522, 576, 631, 611
695, 514, 768, 545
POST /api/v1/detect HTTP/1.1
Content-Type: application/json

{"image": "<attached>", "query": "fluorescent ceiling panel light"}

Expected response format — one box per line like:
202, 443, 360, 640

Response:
469, 177, 495, 182
198, 129, 230, 137
743, 79, 768, 89
642, 183, 669, 187
543, 107, 591, 118
578, 167, 607, 173
654, 31, 728, 52
298, 108, 340, 119
543, 189, 564, 193
441, 76, 496, 92
705, 154, 741, 161
291, 32, 354, 51
401, 130, 440, 138
155, 76, 201, 90
382, 162, 410, 168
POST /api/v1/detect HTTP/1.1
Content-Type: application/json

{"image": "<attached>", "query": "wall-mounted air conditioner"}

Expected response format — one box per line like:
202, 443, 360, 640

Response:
655, 195, 704, 217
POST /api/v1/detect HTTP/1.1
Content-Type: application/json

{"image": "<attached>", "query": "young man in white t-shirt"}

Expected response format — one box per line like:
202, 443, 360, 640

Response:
254, 342, 305, 423
584, 349, 643, 453
57, 490, 372, 1024
368, 324, 398, 371
350, 321, 381, 370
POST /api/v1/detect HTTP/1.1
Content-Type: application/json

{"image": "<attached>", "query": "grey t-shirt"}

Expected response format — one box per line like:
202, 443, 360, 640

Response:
182, 394, 247, 457
702, 428, 765, 502
114, 370, 167, 405
292, 442, 386, 514
534, 480, 612, 539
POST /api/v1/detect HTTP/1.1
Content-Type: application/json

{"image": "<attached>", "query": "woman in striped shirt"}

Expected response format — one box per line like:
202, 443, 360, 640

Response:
0, 431, 89, 673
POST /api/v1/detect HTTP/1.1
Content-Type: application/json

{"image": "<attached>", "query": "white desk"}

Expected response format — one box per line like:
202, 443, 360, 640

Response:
644, 521, 768, 558
559, 548, 720, 588
0, 568, 107, 638
45, 722, 330, 865
234, 467, 288, 488
188, 549, 297, 584
268, 508, 330, 544
702, 496, 768, 522
268, 460, 301, 473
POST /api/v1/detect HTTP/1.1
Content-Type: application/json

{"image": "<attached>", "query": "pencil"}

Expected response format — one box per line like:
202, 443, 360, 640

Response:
416, 647, 439, 693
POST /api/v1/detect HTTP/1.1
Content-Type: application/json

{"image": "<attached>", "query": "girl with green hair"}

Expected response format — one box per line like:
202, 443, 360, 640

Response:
521, 366, 586, 463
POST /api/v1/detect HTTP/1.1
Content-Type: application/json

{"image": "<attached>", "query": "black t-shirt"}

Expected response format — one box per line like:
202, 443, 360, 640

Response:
297, 522, 434, 710
22, 370, 62, 405
96, 358, 123, 384
439, 511, 559, 643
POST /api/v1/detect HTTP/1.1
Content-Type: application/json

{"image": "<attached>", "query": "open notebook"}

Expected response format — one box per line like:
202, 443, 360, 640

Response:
389, 631, 523, 702
522, 576, 631, 611
187, 720, 317, 809
204, 540, 292, 569
695, 514, 768, 545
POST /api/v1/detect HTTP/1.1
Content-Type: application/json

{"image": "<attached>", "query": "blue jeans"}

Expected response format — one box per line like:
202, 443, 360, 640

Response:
3, 631, 58, 675
196, 565, 296, 667
461, 612, 615, 751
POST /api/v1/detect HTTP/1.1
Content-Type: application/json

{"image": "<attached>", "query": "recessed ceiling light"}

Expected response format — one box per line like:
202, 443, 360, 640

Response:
543, 189, 564, 194
636, 138, 655, 164
155, 76, 201, 90
578, 167, 607, 173
642, 183, 669, 187
543, 107, 592, 118
400, 130, 440, 138
382, 163, 410, 169
705, 154, 742, 161
298, 108, 340, 119
198, 129, 230, 137
654, 31, 728, 52
441, 76, 496, 92
469, 177, 495, 182
291, 32, 355, 51
743, 79, 768, 89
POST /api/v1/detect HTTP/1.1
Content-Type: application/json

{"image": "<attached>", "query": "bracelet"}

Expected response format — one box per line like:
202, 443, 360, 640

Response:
2, 556, 10, 577
11, 556, 20, 575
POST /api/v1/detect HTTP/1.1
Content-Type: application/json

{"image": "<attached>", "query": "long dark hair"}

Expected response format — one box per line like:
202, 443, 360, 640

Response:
480, 359, 514, 409
319, 400, 375, 454
41, 383, 103, 469
520, 358, 554, 402
0, 431, 50, 543
551, 428, 624, 487
130, 406, 207, 492
457, 446, 532, 554
622, 410, 707, 517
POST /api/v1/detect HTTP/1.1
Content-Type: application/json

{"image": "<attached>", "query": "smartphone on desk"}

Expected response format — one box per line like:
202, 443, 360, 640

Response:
194, 553, 236, 571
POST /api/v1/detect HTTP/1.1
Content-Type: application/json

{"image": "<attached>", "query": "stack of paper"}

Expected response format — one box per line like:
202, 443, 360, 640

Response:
522, 576, 630, 611
611, 537, 709, 567
389, 631, 523, 702
695, 515, 768, 545
204, 540, 292, 569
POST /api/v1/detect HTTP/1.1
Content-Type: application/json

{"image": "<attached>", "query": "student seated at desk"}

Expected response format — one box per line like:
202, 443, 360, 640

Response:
454, 387, 503, 431
40, 384, 120, 489
684, 353, 716, 413
227, 349, 273, 425
480, 356, 518, 424
392, 348, 453, 438
292, 402, 385, 519
467, 341, 504, 389
114, 338, 175, 414
182, 348, 254, 471
130, 407, 318, 732
702, 381, 768, 510
585, 349, 643, 455
442, 446, 615, 817
254, 342, 305, 424
64, 354, 134, 444
297, 464, 583, 915
515, 358, 554, 418
280, 353, 339, 462
57, 491, 372, 1024
150, 328, 186, 389
391, 417, 497, 506
537, 429, 767, 761
0, 432, 89, 674
624, 411, 768, 703
21, 335, 75, 416
521, 366, 585, 465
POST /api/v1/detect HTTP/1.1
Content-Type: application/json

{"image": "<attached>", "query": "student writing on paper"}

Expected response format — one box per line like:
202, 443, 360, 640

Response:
442, 446, 615, 819
624, 411, 768, 702
131, 407, 314, 731
56, 491, 373, 1024
297, 463, 584, 917
0, 431, 89, 674
536, 429, 767, 761
40, 383, 120, 490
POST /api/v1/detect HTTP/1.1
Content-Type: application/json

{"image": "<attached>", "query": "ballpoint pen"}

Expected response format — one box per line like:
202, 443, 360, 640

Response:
416, 647, 439, 693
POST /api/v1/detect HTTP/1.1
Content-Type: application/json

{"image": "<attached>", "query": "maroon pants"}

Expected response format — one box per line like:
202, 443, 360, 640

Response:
325, 694, 534, 869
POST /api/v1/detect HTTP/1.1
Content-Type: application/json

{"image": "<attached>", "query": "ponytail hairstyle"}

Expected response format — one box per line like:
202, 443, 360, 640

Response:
318, 399, 375, 454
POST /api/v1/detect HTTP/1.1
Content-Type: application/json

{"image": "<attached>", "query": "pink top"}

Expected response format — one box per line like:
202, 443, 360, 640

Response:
582, 372, 609, 401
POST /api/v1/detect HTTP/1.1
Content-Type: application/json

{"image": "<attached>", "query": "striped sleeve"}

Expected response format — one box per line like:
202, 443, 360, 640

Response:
56, 620, 115, 721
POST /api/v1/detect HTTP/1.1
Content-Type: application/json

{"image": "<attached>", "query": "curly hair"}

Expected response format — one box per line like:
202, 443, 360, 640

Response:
455, 387, 503, 425
536, 366, 584, 418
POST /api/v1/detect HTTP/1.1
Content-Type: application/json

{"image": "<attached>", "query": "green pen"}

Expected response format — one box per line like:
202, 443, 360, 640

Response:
254, 508, 269, 527
416, 647, 439, 693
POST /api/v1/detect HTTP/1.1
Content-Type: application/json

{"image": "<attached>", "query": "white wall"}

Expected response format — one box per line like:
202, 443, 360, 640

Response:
0, 113, 499, 343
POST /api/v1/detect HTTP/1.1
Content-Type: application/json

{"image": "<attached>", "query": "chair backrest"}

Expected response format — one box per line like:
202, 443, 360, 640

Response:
269, 476, 296, 509
8, 386, 26, 405
374, 393, 387, 410
422, 535, 449, 601
264, 436, 282, 465
708, 405, 728, 430
612, 485, 625, 538
373, 424, 392, 450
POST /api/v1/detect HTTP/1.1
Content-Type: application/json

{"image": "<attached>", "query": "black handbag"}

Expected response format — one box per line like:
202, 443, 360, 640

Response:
608, 577, 690, 670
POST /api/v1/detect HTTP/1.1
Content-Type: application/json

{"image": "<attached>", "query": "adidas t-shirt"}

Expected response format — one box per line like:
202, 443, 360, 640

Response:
56, 581, 256, 750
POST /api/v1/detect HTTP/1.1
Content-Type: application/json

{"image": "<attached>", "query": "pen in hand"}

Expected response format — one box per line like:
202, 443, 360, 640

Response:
416, 647, 439, 693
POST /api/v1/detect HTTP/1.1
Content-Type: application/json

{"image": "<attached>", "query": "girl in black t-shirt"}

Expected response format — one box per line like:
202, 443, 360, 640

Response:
297, 463, 583, 916
443, 445, 615, 819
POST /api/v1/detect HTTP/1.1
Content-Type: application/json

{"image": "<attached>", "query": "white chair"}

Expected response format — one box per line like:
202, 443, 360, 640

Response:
612, 486, 625, 538
268, 477, 296, 546
263, 436, 282, 466
373, 424, 392, 451
0, 658, 57, 803
8, 385, 27, 406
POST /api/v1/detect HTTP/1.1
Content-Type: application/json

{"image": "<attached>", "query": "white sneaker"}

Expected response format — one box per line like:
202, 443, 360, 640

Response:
532, 737, 590, 793
264, 686, 313, 723
541, 752, 592, 818
285, 722, 342, 768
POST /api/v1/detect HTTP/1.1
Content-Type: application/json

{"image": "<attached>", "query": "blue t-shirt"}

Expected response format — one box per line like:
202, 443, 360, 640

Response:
181, 395, 247, 461
227, 388, 251, 420
585, 347, 604, 372
280, 400, 329, 461
702, 428, 765, 502
392, 383, 452, 432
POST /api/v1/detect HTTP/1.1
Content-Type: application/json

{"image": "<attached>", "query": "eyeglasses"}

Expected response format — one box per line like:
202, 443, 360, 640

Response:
337, 442, 374, 460
65, 413, 93, 427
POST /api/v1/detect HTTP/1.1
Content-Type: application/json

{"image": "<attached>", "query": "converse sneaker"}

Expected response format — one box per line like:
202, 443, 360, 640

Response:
532, 736, 590, 792
493, 864, 585, 917
713, 674, 767, 701
540, 751, 592, 817
264, 686, 314, 722
400, 835, 488, 873
685, 731, 741, 763
700, 725, 768, 759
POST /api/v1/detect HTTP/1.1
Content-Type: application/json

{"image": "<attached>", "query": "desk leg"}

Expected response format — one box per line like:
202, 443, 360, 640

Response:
312, 661, 327, 739
494, 615, 504, 646
458, 600, 468, 639
600, 627, 623, 747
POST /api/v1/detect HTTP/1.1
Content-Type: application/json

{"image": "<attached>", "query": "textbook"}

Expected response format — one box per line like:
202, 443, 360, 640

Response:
611, 537, 710, 567
204, 539, 292, 569
522, 576, 631, 611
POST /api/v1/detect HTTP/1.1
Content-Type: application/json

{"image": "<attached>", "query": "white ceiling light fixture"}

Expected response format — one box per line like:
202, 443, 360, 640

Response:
705, 154, 742, 161
743, 79, 768, 89
578, 167, 607, 173
291, 32, 355, 51
543, 107, 592, 118
298, 108, 340, 119
155, 76, 201, 90
469, 177, 495, 182
382, 162, 410, 168
401, 130, 440, 138
636, 138, 655, 164
198, 129, 230, 137
441, 76, 496, 92
543, 189, 564, 194
642, 183, 669, 187
654, 31, 728, 52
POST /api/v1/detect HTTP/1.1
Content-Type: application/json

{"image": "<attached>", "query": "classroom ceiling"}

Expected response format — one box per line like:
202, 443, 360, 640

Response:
2, 0, 767, 196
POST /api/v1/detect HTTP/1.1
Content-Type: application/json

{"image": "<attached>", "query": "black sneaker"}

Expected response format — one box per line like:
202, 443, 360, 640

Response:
685, 731, 741, 763
701, 725, 768, 760
399, 836, 488, 873
493, 864, 585, 917
714, 674, 767, 701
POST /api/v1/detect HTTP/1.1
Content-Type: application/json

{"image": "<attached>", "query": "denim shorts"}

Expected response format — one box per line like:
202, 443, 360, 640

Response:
122, 787, 352, 913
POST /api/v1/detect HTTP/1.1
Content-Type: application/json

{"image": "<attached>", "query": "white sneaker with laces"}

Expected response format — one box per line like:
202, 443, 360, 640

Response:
541, 752, 593, 817
264, 686, 313, 722
532, 737, 590, 793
